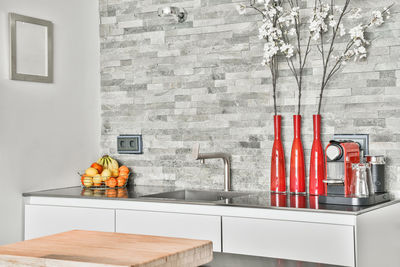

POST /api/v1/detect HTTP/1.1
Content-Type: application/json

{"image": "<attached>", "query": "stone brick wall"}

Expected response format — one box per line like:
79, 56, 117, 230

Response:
99, 0, 400, 193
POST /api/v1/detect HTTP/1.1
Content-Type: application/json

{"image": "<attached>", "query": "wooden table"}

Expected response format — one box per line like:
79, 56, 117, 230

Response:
0, 230, 213, 267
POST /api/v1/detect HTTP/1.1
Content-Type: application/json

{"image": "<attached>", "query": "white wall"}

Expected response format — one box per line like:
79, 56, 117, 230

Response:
0, 0, 100, 245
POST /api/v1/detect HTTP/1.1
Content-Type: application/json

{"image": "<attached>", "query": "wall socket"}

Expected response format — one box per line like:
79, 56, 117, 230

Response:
117, 135, 143, 154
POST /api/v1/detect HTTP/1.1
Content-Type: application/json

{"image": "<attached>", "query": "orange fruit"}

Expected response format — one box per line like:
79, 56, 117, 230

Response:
119, 166, 129, 174
81, 175, 85, 186
91, 163, 103, 174
119, 173, 129, 179
107, 178, 117, 188
111, 169, 119, 177
117, 177, 126, 187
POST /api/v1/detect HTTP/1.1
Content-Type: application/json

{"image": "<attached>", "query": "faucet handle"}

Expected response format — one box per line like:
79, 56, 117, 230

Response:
192, 144, 200, 160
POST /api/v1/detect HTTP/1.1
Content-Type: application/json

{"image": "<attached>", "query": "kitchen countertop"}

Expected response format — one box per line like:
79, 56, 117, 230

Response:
206, 252, 341, 267
23, 185, 399, 215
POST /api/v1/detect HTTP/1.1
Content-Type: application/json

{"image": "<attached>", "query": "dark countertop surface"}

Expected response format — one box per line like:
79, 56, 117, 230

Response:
205, 253, 342, 267
23, 185, 399, 215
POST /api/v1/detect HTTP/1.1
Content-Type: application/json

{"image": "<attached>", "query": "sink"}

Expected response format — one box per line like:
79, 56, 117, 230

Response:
142, 190, 249, 202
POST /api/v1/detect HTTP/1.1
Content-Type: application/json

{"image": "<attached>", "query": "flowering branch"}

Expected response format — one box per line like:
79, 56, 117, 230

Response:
312, 1, 393, 114
237, 0, 315, 115
236, 0, 286, 116
283, 0, 314, 115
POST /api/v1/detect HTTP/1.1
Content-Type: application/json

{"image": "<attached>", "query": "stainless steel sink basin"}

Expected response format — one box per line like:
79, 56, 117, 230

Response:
142, 189, 249, 202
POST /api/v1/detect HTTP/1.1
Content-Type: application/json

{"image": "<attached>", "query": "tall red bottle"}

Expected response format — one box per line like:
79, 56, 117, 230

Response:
290, 115, 305, 194
309, 114, 325, 195
270, 115, 286, 193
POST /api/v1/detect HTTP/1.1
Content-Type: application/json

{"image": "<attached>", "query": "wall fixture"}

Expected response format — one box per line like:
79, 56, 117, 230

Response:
9, 13, 53, 83
157, 7, 187, 23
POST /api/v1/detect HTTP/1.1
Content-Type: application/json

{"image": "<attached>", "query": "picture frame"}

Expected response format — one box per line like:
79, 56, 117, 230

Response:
9, 13, 53, 83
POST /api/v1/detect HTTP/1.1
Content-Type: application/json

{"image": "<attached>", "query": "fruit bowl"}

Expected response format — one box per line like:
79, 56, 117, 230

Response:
80, 156, 131, 189
79, 172, 130, 189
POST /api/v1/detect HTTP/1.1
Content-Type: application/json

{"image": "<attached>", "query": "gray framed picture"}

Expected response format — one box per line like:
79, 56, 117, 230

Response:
9, 13, 53, 83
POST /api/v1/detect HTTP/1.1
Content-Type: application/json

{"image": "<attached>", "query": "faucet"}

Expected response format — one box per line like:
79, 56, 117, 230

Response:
192, 144, 231, 191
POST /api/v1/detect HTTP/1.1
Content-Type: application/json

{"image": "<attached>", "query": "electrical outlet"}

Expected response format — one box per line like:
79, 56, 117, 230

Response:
117, 135, 143, 154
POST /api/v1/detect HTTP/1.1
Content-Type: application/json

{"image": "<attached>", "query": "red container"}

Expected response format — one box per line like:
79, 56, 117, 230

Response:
270, 115, 286, 193
290, 115, 305, 194
309, 115, 325, 195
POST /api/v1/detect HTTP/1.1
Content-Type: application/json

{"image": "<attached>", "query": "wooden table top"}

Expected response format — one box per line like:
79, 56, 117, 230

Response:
0, 230, 213, 267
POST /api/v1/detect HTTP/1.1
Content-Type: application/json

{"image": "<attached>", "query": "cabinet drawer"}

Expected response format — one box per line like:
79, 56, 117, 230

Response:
222, 216, 354, 267
25, 205, 115, 240
116, 210, 221, 252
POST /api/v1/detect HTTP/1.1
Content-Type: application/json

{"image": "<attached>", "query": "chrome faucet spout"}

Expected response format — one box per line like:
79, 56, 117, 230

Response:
192, 144, 231, 191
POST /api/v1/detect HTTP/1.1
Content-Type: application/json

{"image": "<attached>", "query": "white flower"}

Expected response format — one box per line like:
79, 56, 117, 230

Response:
291, 7, 299, 17
288, 28, 296, 36
371, 10, 384, 26
309, 3, 330, 39
352, 45, 367, 61
349, 24, 365, 41
358, 46, 366, 54
256, 0, 265, 4
236, 4, 247, 15
349, 8, 362, 19
264, 0, 271, 6
334, 6, 343, 13
321, 3, 330, 14
263, 42, 280, 64
266, 6, 277, 17
280, 43, 294, 58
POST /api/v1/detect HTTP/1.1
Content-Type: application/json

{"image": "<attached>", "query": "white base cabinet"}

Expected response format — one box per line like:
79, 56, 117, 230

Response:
222, 216, 354, 267
23, 196, 400, 267
24, 205, 115, 240
116, 210, 222, 251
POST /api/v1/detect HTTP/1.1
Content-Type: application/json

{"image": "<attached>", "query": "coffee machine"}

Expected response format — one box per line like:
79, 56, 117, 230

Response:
319, 134, 390, 206
324, 140, 360, 196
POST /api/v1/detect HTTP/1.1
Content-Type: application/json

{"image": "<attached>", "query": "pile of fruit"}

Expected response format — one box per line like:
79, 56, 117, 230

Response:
81, 155, 130, 188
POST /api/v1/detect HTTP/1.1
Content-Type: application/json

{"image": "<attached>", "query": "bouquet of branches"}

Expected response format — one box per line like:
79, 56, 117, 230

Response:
237, 0, 393, 114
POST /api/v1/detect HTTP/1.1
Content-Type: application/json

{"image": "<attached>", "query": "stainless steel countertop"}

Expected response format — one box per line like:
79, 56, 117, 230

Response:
23, 185, 400, 215
205, 252, 342, 267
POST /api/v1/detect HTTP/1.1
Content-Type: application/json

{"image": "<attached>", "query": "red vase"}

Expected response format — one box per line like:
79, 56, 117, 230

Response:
309, 114, 325, 195
290, 115, 305, 194
270, 115, 286, 193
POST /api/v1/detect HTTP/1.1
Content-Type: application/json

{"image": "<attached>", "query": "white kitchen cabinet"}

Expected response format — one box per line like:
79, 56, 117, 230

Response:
24, 205, 115, 240
23, 195, 400, 267
222, 216, 355, 267
116, 209, 222, 252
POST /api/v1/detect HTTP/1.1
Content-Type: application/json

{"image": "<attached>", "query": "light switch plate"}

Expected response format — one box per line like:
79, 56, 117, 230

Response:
117, 135, 143, 154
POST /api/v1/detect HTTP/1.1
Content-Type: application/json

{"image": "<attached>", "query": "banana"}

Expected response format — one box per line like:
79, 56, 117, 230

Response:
96, 155, 119, 171
109, 158, 119, 170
